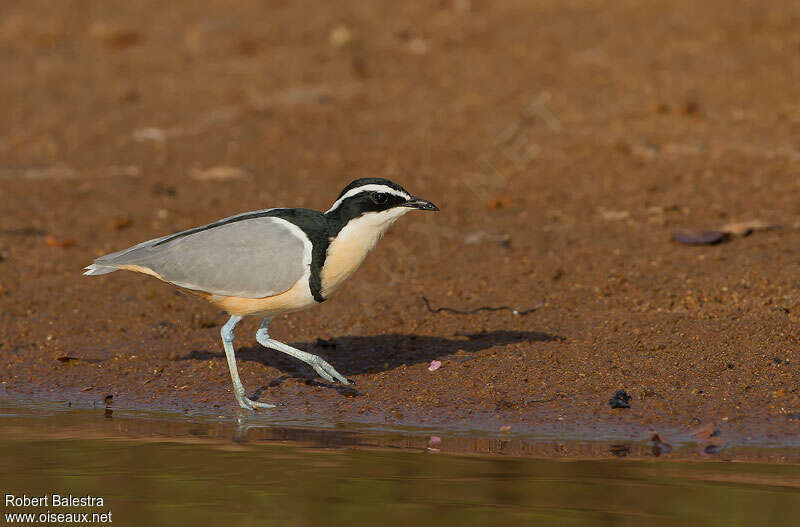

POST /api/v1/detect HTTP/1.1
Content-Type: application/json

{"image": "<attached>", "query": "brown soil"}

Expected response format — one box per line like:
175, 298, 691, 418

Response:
2, 0, 800, 451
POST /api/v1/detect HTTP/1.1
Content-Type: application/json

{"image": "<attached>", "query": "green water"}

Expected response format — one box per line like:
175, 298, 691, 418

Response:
2, 436, 800, 526
0, 400, 799, 526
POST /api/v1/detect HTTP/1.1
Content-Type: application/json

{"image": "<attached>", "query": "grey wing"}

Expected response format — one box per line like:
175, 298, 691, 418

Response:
89, 216, 310, 298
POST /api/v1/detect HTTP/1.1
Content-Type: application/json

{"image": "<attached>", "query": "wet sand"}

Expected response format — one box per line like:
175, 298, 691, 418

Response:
2, 0, 800, 455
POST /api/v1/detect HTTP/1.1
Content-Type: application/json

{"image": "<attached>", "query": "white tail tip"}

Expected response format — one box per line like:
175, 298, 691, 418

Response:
83, 264, 117, 276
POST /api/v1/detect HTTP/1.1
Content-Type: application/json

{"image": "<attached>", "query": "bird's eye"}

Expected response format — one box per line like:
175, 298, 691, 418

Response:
371, 192, 388, 205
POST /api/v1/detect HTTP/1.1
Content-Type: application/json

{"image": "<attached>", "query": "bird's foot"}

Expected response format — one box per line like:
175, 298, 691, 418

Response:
235, 394, 275, 410
309, 356, 351, 385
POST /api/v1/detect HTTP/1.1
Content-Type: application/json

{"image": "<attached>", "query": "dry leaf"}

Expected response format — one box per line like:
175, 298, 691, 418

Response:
598, 208, 631, 221
681, 99, 701, 115
650, 102, 670, 114
56, 356, 80, 364
464, 231, 510, 245
237, 38, 261, 56
45, 235, 76, 248
487, 196, 512, 209
133, 127, 168, 142
671, 230, 727, 245
89, 22, 142, 49
719, 219, 777, 237
106, 216, 133, 231
190, 166, 250, 181
104, 31, 142, 49
691, 422, 716, 440
329, 25, 353, 48
408, 37, 429, 55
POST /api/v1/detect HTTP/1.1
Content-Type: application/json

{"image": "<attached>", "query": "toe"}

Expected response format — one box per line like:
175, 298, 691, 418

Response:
237, 399, 255, 410
237, 397, 275, 410
313, 367, 336, 383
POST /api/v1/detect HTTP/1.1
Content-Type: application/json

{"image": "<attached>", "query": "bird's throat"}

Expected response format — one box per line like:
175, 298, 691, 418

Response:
320, 208, 409, 298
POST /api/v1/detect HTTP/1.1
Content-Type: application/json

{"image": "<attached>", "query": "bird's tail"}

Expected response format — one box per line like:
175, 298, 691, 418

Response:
83, 263, 118, 276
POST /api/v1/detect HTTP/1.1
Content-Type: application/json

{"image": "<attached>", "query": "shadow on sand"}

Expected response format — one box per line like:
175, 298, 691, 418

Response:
183, 330, 563, 399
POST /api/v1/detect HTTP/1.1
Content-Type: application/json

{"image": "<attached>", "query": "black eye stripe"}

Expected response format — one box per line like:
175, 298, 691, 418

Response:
371, 192, 389, 204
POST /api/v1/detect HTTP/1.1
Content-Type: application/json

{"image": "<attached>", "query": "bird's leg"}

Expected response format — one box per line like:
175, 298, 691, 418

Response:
221, 315, 275, 410
256, 319, 351, 385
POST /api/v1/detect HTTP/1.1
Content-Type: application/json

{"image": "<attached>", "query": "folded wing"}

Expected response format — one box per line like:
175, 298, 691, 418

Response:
87, 215, 310, 298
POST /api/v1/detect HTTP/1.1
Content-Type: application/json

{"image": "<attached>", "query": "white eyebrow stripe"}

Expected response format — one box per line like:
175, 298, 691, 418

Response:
326, 184, 410, 213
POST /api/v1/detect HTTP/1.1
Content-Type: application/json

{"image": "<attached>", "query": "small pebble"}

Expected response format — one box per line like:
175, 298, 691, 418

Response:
609, 390, 632, 409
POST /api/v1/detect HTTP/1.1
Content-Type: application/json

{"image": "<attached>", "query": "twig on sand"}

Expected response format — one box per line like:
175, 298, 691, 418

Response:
422, 297, 545, 316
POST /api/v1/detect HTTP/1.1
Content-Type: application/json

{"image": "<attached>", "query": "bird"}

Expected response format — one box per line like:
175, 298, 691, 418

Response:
84, 178, 439, 410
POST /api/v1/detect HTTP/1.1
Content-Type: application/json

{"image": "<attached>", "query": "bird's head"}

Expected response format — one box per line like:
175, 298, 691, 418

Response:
325, 178, 438, 228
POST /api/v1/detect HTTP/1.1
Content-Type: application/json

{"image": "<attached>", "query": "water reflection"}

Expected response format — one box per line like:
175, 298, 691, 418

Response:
1, 402, 800, 526
2, 436, 800, 527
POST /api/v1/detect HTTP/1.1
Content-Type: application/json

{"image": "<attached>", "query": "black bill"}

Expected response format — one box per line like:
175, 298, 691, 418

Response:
402, 197, 439, 211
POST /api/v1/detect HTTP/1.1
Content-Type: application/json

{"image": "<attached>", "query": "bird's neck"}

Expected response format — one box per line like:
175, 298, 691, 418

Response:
320, 209, 409, 298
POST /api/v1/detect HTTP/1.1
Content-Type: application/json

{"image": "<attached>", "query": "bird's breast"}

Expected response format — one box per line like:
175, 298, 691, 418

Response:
320, 232, 380, 298
319, 208, 409, 299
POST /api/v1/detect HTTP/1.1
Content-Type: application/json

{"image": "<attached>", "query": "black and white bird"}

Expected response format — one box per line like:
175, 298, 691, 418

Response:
84, 178, 439, 410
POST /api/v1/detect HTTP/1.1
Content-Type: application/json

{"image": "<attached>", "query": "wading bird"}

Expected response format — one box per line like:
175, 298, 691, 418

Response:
85, 178, 438, 409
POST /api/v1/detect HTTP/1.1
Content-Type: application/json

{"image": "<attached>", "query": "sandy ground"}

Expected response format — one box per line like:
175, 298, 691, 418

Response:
2, 0, 800, 451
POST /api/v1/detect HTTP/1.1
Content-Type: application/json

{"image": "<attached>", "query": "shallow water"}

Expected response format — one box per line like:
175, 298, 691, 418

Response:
1, 401, 799, 526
